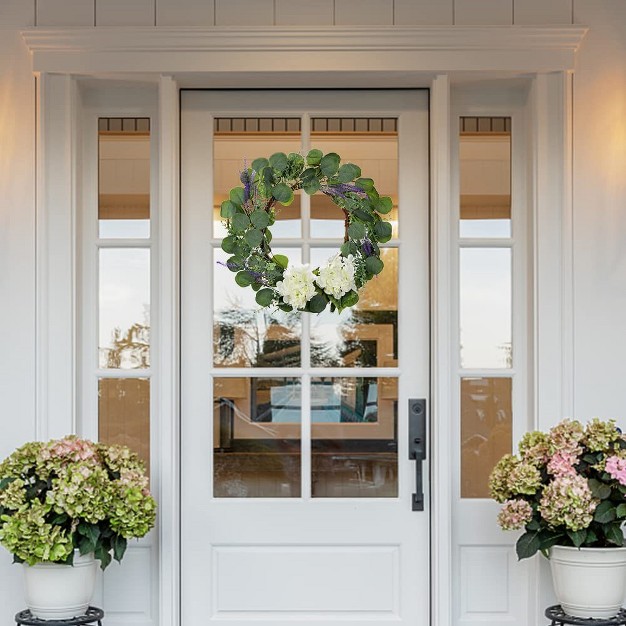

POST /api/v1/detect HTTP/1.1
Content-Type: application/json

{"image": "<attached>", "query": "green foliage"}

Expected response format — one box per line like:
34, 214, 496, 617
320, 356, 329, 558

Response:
220, 148, 396, 314
492, 418, 626, 561
0, 437, 156, 570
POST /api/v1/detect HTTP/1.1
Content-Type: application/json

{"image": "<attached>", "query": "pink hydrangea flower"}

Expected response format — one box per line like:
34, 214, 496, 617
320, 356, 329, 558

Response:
605, 456, 626, 486
547, 450, 578, 476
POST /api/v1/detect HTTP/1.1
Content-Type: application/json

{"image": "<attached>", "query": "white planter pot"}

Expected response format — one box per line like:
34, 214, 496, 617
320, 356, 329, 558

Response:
23, 552, 98, 620
549, 545, 626, 619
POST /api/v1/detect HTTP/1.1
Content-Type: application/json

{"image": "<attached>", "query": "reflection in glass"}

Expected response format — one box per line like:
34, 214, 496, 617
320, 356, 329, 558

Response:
460, 377, 512, 498
99, 378, 150, 474
310, 248, 397, 368
98, 120, 150, 239
311, 120, 398, 239
213, 377, 301, 498
213, 129, 301, 238
99, 248, 150, 369
213, 248, 301, 368
459, 119, 511, 238
311, 377, 397, 498
460, 248, 511, 369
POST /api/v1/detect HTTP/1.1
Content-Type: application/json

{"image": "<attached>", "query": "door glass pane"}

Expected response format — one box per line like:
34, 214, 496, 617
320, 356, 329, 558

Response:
460, 247, 511, 369
213, 248, 302, 367
214, 377, 301, 498
99, 248, 150, 369
459, 117, 511, 238
99, 377, 150, 474
213, 118, 302, 239
311, 377, 397, 498
461, 377, 512, 498
98, 118, 151, 239
310, 248, 397, 368
310, 118, 398, 239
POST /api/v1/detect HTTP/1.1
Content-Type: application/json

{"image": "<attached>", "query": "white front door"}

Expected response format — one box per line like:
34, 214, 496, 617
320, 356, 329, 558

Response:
180, 89, 430, 625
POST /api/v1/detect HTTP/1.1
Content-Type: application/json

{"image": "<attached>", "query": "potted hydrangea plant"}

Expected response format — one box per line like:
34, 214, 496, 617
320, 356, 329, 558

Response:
0, 436, 156, 620
490, 418, 626, 619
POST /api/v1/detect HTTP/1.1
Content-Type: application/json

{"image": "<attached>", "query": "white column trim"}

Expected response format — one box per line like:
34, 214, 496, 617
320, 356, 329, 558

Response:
531, 72, 575, 429
430, 73, 453, 626
35, 72, 78, 440
156, 74, 181, 626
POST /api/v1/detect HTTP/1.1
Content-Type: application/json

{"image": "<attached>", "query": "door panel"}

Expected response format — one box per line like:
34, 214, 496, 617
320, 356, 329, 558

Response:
181, 90, 429, 625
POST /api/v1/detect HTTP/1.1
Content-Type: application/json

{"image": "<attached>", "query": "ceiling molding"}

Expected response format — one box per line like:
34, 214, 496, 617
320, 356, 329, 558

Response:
22, 25, 588, 76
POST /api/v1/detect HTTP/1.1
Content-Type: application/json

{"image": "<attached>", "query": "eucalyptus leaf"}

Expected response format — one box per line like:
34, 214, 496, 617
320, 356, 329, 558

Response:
226, 256, 244, 272
355, 177, 375, 192
269, 152, 288, 172
306, 149, 323, 166
337, 163, 361, 183
374, 221, 392, 240
303, 178, 321, 195
250, 211, 270, 229
272, 183, 294, 205
251, 157, 269, 173
235, 271, 255, 287
220, 200, 237, 218
244, 229, 264, 248
366, 256, 384, 275
374, 196, 393, 214
348, 222, 366, 240
256, 288, 275, 307
320, 153, 340, 177
221, 235, 237, 254
231, 213, 250, 233
229, 187, 246, 207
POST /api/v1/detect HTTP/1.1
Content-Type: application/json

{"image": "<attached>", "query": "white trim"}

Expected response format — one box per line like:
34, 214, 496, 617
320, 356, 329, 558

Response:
21, 26, 587, 76
156, 74, 181, 626
430, 73, 453, 626
36, 72, 78, 440
531, 72, 575, 428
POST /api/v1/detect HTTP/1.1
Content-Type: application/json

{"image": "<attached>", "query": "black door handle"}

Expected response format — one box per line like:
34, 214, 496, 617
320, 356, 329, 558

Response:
408, 398, 427, 511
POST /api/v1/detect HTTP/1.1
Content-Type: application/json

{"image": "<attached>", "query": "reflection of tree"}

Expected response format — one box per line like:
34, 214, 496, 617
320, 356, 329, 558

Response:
214, 298, 340, 367
101, 305, 150, 368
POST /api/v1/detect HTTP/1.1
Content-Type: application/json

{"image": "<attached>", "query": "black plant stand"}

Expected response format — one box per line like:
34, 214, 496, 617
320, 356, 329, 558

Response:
15, 607, 104, 626
546, 605, 626, 626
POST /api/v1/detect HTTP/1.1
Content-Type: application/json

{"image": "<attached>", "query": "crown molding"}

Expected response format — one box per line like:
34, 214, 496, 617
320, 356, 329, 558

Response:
22, 25, 588, 75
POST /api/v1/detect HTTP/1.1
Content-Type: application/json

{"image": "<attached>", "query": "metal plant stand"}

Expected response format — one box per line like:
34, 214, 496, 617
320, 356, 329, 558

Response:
546, 605, 626, 626
15, 607, 104, 626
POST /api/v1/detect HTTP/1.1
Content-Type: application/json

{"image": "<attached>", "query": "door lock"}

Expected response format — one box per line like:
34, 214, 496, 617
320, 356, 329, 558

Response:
408, 398, 427, 511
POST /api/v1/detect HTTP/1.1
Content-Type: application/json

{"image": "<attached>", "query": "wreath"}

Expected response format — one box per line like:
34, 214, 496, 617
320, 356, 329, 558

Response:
219, 149, 393, 314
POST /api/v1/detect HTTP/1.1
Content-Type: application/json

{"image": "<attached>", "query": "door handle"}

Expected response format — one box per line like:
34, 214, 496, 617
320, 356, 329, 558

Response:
408, 398, 427, 511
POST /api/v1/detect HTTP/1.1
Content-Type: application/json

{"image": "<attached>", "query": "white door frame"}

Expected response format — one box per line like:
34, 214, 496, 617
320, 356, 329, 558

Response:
24, 24, 584, 626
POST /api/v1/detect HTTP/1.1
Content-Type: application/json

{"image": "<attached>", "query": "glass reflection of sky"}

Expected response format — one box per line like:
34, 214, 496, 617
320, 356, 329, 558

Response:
460, 248, 511, 369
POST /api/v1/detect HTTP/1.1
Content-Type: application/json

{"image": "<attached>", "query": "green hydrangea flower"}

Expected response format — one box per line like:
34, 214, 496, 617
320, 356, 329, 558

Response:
583, 418, 621, 453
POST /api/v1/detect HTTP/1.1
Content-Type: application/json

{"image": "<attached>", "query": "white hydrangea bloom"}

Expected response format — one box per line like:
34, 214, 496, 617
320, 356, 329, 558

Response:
276, 263, 317, 309
315, 254, 357, 300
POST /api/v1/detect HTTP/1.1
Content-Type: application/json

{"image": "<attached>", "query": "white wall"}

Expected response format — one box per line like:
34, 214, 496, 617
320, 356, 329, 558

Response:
0, 1, 37, 618
573, 0, 626, 420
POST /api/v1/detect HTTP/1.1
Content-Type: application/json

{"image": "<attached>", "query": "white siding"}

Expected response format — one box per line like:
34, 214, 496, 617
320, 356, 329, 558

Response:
215, 0, 273, 26
514, 0, 572, 24
454, 0, 513, 25
37, 0, 94, 26
572, 0, 626, 419
335, 0, 393, 25
395, 0, 454, 25
156, 0, 214, 27
275, 0, 334, 26
0, 7, 37, 621
95, 0, 155, 26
